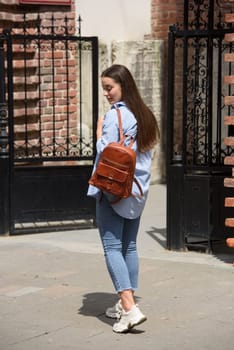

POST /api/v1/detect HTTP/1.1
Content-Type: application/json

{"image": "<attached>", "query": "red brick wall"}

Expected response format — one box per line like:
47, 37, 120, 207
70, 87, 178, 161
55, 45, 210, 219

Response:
151, 0, 184, 40
151, 0, 234, 40
0, 0, 75, 32
150, 0, 234, 159
223, 12, 234, 246
150, 0, 185, 158
0, 0, 78, 157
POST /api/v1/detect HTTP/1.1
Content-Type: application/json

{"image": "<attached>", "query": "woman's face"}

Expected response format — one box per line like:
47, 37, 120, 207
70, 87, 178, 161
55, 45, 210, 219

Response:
101, 77, 122, 105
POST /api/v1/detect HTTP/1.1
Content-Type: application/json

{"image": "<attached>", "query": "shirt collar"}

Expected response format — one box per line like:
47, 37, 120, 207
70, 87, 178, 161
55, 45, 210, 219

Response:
111, 101, 125, 109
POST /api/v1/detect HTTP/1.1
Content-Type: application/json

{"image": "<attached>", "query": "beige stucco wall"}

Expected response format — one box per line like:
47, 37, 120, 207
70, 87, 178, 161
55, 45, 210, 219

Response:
76, 0, 165, 183
76, 0, 151, 46
98, 40, 165, 183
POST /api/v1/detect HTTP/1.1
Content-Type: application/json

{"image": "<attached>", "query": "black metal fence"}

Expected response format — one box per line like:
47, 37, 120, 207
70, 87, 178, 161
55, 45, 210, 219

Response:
167, 0, 234, 252
0, 14, 99, 234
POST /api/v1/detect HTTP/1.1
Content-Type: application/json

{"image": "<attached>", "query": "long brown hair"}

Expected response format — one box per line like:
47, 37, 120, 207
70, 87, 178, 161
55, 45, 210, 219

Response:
101, 64, 160, 152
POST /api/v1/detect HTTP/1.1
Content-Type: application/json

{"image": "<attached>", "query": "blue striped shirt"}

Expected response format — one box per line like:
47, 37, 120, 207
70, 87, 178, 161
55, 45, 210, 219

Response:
87, 102, 152, 219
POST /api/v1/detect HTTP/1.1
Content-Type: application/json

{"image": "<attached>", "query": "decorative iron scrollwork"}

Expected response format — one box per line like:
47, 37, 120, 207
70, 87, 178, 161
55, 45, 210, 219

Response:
171, 1, 234, 168
4, 14, 96, 163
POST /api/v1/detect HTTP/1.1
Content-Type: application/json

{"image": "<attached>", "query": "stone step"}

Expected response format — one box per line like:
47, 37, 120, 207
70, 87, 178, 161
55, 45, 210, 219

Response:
224, 137, 234, 146
224, 177, 234, 188
224, 156, 234, 165
225, 33, 234, 42
224, 53, 234, 62
225, 197, 234, 207
224, 116, 234, 125
225, 13, 234, 23
224, 76, 234, 84
224, 96, 234, 105
225, 218, 234, 227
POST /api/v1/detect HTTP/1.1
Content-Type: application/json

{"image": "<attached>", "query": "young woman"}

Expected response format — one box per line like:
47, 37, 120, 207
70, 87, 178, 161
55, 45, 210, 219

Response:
88, 64, 160, 333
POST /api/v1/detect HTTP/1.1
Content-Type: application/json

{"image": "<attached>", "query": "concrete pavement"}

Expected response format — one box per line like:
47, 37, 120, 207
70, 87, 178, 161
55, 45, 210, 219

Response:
1, 184, 234, 350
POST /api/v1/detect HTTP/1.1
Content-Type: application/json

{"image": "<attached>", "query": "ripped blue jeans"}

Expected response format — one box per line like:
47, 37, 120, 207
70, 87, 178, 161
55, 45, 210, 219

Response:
96, 194, 141, 293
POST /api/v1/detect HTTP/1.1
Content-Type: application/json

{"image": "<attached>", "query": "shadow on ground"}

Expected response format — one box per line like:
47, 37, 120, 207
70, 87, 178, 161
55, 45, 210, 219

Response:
146, 225, 234, 266
146, 226, 167, 249
211, 240, 234, 265
78, 292, 145, 333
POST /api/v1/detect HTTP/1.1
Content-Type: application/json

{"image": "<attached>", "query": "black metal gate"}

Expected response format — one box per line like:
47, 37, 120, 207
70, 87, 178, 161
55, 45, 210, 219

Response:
0, 15, 98, 235
167, 1, 234, 252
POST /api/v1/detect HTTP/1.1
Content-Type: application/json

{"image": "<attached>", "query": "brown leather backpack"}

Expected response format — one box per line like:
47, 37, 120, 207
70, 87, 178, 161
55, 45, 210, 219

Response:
88, 108, 143, 202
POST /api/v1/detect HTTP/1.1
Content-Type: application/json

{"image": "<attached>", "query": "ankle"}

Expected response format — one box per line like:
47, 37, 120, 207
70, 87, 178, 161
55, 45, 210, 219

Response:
119, 289, 135, 312
121, 301, 136, 312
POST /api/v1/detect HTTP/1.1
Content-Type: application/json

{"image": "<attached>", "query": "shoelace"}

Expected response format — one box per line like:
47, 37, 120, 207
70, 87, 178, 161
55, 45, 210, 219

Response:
116, 309, 122, 320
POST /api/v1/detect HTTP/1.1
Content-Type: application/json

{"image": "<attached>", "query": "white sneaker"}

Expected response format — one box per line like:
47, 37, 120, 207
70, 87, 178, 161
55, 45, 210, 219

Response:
105, 300, 123, 319
112, 305, 147, 333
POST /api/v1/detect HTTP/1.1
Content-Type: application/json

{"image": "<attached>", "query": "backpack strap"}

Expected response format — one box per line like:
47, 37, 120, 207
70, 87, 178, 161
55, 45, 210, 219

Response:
116, 108, 124, 141
116, 107, 143, 194
133, 177, 144, 197
110, 178, 143, 205
116, 108, 134, 147
110, 108, 143, 203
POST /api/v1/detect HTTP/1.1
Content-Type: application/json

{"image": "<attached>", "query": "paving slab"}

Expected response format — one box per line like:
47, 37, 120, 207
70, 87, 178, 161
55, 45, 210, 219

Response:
0, 184, 234, 350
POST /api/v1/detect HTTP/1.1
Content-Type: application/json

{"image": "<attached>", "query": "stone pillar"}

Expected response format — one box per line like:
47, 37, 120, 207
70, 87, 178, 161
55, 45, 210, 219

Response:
110, 40, 165, 183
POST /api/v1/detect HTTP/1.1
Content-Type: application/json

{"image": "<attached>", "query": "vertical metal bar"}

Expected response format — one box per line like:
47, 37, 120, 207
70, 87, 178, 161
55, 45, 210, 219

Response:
23, 15, 29, 157
193, 38, 200, 165
91, 36, 99, 158
228, 40, 234, 138
0, 40, 7, 130
216, 36, 222, 164
6, 31, 14, 164
37, 15, 43, 158
51, 14, 56, 156
0, 36, 10, 235
207, 5, 214, 168
78, 31, 83, 155
65, 16, 70, 156
184, 0, 189, 30
167, 27, 176, 166
167, 27, 185, 251
182, 33, 188, 166
6, 29, 15, 234
208, 0, 214, 31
